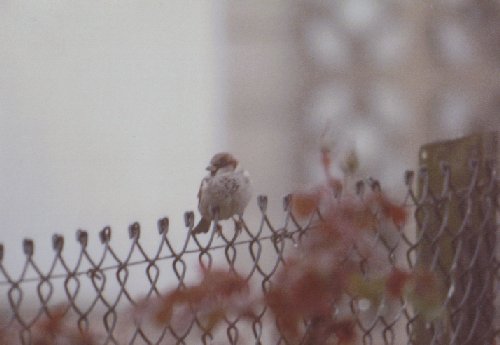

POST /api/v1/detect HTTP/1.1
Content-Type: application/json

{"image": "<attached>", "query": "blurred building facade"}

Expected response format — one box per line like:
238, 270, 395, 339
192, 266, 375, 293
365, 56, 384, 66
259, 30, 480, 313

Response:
225, 1, 500, 194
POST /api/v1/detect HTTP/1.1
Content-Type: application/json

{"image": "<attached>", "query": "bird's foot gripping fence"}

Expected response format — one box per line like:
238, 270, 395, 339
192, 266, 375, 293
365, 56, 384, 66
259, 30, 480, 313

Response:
0, 133, 498, 345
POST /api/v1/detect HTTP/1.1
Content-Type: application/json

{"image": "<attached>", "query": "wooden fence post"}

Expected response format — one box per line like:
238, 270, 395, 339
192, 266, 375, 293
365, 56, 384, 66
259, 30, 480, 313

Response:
415, 132, 497, 345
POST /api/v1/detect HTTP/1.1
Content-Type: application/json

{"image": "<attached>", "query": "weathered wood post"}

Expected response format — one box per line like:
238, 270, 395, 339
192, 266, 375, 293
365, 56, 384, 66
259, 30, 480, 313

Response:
415, 132, 497, 345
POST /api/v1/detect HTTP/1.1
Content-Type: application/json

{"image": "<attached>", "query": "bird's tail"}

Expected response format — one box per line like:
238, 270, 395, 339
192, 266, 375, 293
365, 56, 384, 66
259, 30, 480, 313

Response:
193, 217, 211, 234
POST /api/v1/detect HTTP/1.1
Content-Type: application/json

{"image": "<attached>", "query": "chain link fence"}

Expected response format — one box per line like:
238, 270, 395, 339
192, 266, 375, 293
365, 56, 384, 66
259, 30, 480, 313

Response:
0, 134, 498, 345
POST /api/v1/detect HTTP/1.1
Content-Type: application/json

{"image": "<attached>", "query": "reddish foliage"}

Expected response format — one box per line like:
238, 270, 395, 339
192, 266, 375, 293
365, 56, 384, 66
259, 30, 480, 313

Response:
0, 329, 15, 345
386, 268, 411, 298
266, 260, 347, 339
330, 319, 356, 344
145, 149, 439, 342
292, 191, 320, 218
154, 269, 251, 330
36, 307, 66, 340
376, 195, 407, 227
275, 148, 414, 343
30, 305, 97, 345
302, 316, 356, 345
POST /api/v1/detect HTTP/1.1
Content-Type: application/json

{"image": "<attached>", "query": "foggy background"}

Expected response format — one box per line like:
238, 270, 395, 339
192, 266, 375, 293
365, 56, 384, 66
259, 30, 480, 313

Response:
0, 2, 224, 272
0, 1, 499, 275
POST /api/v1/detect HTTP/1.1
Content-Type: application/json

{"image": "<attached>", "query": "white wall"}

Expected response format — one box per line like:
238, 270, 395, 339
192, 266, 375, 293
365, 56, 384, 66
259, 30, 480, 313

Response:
0, 1, 222, 273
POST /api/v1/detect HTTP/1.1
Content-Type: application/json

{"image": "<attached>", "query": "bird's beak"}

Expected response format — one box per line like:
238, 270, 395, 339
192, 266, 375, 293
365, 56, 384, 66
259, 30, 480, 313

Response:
206, 165, 217, 176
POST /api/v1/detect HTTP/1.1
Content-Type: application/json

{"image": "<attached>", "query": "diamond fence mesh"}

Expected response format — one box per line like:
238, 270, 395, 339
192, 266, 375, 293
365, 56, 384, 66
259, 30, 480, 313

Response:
0, 133, 498, 345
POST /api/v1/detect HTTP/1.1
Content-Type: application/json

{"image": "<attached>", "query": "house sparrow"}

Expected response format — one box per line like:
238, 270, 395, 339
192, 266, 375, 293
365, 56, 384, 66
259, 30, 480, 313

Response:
193, 152, 252, 234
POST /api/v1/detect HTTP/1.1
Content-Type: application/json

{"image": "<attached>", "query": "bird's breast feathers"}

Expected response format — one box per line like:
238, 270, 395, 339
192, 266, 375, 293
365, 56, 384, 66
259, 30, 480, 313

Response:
198, 170, 251, 219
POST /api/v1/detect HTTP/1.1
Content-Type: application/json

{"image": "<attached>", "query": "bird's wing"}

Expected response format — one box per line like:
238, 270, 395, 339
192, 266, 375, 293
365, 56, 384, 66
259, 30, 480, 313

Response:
197, 176, 210, 207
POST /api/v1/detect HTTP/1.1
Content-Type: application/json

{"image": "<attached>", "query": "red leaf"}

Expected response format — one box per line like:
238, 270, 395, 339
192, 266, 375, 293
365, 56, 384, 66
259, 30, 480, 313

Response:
155, 269, 248, 327
36, 305, 66, 337
330, 319, 356, 344
292, 192, 320, 218
386, 268, 411, 298
378, 196, 407, 227
304, 317, 356, 345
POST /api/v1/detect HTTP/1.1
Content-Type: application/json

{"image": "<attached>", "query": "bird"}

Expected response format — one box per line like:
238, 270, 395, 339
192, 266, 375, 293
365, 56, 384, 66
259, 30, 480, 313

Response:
193, 152, 252, 234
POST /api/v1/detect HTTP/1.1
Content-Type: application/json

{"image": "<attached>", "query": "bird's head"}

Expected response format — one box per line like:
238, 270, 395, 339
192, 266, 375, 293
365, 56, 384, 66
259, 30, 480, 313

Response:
206, 152, 239, 176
